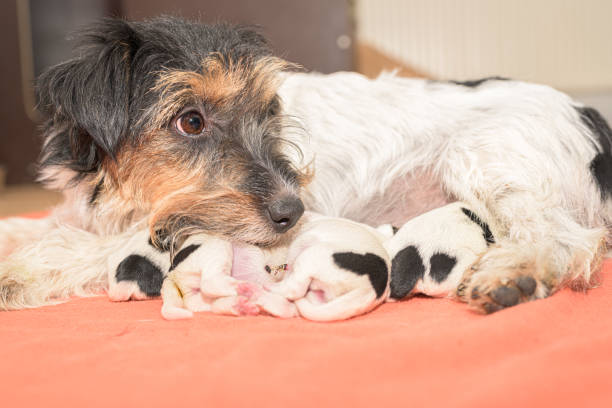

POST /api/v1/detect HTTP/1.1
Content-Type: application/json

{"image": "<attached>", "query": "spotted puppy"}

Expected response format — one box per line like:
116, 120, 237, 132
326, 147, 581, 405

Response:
108, 212, 390, 322
384, 202, 541, 311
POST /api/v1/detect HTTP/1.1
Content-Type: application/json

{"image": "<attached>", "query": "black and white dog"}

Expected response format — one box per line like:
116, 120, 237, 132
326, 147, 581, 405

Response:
1, 16, 610, 314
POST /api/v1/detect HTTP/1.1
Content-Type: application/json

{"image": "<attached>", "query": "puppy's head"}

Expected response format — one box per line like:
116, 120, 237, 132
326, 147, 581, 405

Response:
37, 17, 308, 246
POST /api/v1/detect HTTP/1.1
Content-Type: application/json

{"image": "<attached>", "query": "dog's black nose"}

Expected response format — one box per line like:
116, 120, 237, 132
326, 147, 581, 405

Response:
267, 195, 305, 233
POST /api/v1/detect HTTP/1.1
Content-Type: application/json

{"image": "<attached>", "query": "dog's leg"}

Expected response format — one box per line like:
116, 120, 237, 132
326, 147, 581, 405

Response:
0, 220, 116, 310
448, 189, 607, 313
457, 221, 606, 313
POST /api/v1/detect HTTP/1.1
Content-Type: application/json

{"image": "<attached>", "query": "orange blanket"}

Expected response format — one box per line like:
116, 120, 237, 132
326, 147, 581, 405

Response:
2, 215, 612, 406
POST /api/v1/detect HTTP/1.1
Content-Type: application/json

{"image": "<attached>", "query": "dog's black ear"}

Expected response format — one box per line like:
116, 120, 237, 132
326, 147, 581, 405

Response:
37, 19, 141, 172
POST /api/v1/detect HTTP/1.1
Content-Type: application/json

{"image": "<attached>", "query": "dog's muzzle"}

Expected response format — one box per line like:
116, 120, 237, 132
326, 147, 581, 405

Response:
266, 194, 304, 233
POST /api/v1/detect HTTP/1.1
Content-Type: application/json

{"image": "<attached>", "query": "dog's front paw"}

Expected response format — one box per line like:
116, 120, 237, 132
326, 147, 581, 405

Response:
457, 246, 557, 313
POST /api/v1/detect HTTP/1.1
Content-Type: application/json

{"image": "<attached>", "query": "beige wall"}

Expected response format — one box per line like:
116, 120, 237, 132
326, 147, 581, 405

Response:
356, 0, 612, 92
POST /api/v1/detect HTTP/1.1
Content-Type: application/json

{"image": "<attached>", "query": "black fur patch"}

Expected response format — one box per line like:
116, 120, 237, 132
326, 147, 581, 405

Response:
115, 255, 164, 297
332, 252, 388, 298
429, 253, 457, 283
450, 76, 509, 88
590, 154, 612, 198
392, 225, 399, 234
461, 208, 495, 245
389, 245, 425, 300
576, 106, 612, 199
169, 244, 201, 272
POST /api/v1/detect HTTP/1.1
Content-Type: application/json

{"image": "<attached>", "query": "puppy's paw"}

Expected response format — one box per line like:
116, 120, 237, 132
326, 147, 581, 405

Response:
182, 289, 212, 313
457, 246, 557, 313
235, 296, 261, 316
257, 293, 298, 318
236, 281, 262, 299
200, 274, 241, 298
161, 304, 194, 320
210, 295, 261, 316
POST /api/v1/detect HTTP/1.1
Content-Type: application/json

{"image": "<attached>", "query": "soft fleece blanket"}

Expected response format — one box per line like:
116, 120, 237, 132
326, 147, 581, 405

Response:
1, 213, 611, 407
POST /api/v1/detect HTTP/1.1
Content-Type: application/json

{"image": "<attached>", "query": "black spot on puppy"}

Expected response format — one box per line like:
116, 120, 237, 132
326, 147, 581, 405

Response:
429, 253, 457, 283
450, 76, 509, 88
577, 106, 612, 199
461, 208, 495, 244
169, 244, 201, 271
332, 252, 388, 298
389, 245, 425, 300
115, 255, 164, 297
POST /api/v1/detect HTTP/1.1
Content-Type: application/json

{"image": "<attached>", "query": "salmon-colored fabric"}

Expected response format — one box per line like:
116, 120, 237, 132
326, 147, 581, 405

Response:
2, 213, 612, 407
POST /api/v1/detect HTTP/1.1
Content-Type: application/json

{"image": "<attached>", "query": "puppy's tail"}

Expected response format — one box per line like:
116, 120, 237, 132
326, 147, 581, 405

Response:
0, 225, 110, 310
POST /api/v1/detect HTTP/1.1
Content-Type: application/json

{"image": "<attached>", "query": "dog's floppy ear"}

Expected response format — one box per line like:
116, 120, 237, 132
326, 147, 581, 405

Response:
37, 19, 140, 171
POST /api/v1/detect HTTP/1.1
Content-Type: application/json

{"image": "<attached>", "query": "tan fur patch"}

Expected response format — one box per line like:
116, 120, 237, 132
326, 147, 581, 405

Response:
150, 55, 291, 130
100, 130, 281, 245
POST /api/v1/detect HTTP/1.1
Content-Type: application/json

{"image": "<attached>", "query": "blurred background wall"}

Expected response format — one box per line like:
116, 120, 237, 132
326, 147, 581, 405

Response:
1, 0, 611, 213
357, 0, 612, 91
355, 0, 612, 122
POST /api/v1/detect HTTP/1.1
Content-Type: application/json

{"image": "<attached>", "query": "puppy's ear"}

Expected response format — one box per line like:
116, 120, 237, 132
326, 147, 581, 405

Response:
37, 19, 140, 169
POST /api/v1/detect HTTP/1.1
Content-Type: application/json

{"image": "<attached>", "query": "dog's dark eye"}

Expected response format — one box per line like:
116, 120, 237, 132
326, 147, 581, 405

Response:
176, 111, 206, 136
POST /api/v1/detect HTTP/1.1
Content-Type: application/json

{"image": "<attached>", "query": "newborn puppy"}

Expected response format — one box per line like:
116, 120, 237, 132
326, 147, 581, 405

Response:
385, 202, 492, 300
263, 214, 391, 321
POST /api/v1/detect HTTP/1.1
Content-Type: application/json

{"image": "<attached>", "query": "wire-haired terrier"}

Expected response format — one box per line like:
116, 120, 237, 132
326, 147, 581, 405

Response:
1, 16, 611, 315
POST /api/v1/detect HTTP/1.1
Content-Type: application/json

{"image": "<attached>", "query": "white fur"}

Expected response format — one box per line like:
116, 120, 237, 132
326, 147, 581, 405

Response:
278, 73, 610, 289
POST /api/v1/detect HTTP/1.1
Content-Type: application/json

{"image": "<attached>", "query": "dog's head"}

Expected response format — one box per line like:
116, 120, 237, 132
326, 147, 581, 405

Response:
36, 17, 308, 246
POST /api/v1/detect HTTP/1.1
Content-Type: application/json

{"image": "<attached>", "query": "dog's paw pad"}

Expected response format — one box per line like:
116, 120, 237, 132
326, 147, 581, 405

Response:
473, 274, 545, 314
489, 285, 520, 307
515, 275, 537, 296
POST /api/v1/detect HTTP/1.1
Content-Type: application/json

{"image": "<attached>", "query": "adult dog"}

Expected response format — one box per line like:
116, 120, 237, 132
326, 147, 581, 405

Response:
1, 16, 610, 313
